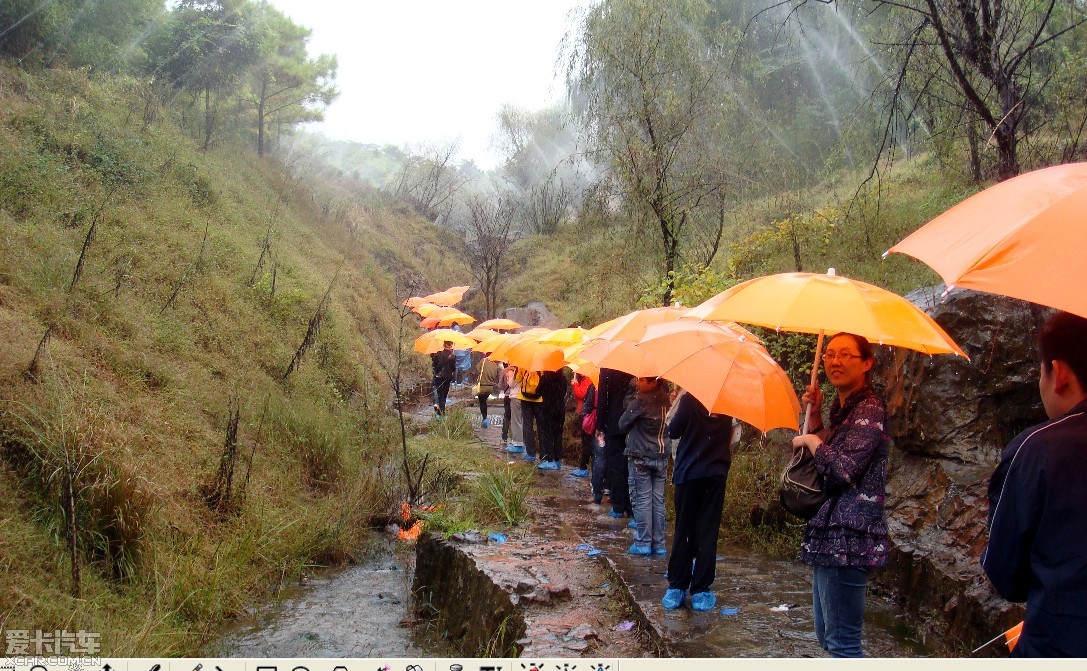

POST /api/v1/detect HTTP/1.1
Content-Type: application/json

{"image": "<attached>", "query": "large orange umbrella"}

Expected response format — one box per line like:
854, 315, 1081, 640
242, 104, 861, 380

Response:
436, 311, 475, 327
535, 327, 588, 346
414, 302, 441, 317
590, 306, 688, 342
477, 318, 522, 331
419, 316, 441, 329
686, 269, 966, 431
685, 270, 966, 356
423, 291, 463, 307
466, 327, 500, 342
446, 285, 471, 295
502, 338, 566, 372
578, 339, 662, 378
636, 321, 801, 433
403, 296, 427, 308
887, 162, 1087, 319
413, 328, 476, 354
473, 332, 517, 354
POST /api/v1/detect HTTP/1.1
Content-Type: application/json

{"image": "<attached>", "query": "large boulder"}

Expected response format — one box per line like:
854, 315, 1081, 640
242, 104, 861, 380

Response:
873, 288, 1052, 652
503, 301, 563, 330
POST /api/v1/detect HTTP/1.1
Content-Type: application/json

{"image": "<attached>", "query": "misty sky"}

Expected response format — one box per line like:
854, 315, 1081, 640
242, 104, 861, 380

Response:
266, 0, 590, 169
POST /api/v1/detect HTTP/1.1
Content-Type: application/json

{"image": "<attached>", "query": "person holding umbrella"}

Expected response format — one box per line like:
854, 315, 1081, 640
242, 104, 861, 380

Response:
431, 341, 457, 418
981, 311, 1087, 657
791, 332, 890, 658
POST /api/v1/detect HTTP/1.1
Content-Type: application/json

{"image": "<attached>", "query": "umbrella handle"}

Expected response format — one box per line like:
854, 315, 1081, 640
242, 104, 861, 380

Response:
802, 330, 826, 435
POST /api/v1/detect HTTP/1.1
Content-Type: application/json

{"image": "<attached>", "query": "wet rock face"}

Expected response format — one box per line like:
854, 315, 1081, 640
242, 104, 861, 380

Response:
503, 301, 563, 329
872, 288, 1051, 651
877, 287, 1051, 465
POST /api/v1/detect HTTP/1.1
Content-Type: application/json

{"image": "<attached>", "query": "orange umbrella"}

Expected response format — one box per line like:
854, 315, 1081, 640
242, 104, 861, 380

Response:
403, 296, 427, 308
536, 327, 588, 346
423, 290, 462, 307
413, 328, 476, 354
419, 316, 441, 329
436, 311, 475, 327
887, 162, 1087, 319
578, 339, 662, 378
502, 338, 565, 372
636, 320, 801, 433
591, 306, 688, 342
685, 270, 966, 356
686, 269, 966, 431
477, 318, 522, 331
446, 285, 471, 295
414, 302, 441, 317
466, 327, 500, 342
473, 332, 517, 354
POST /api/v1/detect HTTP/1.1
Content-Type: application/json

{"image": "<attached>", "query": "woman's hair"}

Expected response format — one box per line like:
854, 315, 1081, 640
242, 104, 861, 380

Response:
829, 332, 873, 360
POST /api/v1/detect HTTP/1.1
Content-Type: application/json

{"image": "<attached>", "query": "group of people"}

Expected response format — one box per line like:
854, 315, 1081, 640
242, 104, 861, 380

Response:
430, 309, 1087, 658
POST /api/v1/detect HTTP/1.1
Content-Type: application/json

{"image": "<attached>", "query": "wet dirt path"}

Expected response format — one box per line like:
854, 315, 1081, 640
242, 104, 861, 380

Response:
466, 397, 932, 658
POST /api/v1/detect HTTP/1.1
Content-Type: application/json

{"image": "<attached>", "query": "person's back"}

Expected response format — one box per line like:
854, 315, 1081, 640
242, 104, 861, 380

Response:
669, 392, 733, 485
618, 383, 671, 459
982, 311, 1087, 656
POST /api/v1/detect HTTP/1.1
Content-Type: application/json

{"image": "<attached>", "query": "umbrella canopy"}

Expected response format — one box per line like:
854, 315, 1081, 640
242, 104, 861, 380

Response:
423, 290, 462, 307
436, 311, 475, 327
473, 332, 518, 354
636, 321, 800, 433
466, 327, 500, 342
414, 302, 441, 317
536, 327, 588, 346
413, 328, 476, 354
446, 285, 471, 295
578, 339, 662, 378
477, 318, 523, 331
502, 338, 566, 372
419, 316, 441, 329
403, 296, 427, 308
685, 270, 966, 357
591, 306, 688, 343
887, 162, 1087, 319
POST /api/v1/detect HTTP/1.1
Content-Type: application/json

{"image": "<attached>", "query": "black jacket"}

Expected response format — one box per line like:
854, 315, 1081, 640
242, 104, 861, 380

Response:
668, 392, 733, 485
596, 368, 633, 436
618, 385, 671, 459
982, 398, 1087, 657
431, 349, 456, 383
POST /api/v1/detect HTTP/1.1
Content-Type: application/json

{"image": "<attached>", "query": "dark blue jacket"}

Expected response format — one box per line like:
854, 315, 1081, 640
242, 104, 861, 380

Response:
667, 392, 732, 485
982, 398, 1087, 657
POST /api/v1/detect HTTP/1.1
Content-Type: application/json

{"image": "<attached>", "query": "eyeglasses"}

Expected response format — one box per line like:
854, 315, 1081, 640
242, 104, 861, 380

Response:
821, 352, 862, 362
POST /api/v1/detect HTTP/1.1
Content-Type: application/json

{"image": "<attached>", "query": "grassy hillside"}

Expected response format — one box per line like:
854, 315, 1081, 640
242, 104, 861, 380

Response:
0, 64, 466, 654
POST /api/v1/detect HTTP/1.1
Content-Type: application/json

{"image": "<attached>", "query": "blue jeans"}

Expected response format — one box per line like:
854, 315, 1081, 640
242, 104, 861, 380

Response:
812, 564, 870, 658
630, 456, 667, 549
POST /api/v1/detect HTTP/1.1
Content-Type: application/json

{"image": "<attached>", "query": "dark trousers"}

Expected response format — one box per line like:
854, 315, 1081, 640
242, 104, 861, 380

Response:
604, 433, 631, 515
502, 397, 512, 442
540, 405, 564, 463
477, 393, 489, 419
667, 474, 728, 594
579, 430, 594, 469
521, 400, 545, 458
433, 377, 452, 415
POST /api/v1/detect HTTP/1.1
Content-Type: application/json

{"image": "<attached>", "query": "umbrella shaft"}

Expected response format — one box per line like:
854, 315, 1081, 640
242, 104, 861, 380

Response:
802, 331, 826, 434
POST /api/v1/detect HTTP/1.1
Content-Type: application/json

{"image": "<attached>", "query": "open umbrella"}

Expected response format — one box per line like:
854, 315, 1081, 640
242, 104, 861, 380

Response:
436, 311, 475, 327
446, 285, 471, 295
419, 316, 441, 329
535, 327, 588, 346
502, 338, 566, 372
403, 296, 427, 309
686, 269, 966, 431
414, 302, 441, 317
413, 328, 476, 354
636, 320, 801, 433
466, 327, 500, 342
591, 306, 688, 342
423, 291, 463, 307
886, 162, 1087, 319
473, 332, 517, 354
477, 318, 523, 331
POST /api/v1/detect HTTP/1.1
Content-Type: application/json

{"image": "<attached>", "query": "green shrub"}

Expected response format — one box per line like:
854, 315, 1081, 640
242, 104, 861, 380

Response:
470, 466, 531, 527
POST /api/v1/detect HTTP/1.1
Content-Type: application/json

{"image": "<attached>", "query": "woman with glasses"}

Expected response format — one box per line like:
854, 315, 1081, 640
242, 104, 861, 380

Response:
791, 332, 890, 658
